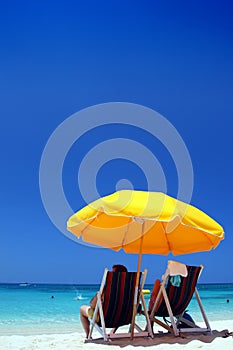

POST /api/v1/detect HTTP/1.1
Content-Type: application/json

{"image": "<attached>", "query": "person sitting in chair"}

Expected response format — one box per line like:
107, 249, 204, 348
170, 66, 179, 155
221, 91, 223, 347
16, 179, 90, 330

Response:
80, 264, 128, 338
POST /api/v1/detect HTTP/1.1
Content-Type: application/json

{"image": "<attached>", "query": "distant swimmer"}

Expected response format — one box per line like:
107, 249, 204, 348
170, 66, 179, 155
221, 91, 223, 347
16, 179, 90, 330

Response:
51, 295, 54, 299
76, 293, 83, 300
227, 299, 230, 303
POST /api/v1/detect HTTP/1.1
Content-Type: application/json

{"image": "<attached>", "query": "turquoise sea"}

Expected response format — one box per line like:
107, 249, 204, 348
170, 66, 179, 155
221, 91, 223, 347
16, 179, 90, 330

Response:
0, 283, 232, 335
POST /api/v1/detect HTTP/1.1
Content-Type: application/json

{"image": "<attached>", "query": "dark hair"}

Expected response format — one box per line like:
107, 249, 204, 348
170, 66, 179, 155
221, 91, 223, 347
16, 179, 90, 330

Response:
112, 264, 128, 272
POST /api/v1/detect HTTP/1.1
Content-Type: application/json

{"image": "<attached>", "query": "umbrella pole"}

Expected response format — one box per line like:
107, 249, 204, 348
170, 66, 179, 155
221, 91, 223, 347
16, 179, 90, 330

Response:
130, 221, 144, 340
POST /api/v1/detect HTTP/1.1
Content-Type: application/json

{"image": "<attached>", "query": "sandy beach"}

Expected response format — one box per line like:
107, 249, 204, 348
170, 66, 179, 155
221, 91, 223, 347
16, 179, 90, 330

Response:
0, 320, 232, 350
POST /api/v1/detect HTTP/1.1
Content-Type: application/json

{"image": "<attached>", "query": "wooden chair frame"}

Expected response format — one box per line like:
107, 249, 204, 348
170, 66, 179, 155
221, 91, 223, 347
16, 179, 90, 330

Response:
88, 268, 153, 341
149, 262, 211, 337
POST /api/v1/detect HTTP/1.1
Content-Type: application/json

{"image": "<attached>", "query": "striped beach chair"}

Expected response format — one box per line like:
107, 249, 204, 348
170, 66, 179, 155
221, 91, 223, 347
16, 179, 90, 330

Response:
88, 268, 153, 341
149, 261, 211, 336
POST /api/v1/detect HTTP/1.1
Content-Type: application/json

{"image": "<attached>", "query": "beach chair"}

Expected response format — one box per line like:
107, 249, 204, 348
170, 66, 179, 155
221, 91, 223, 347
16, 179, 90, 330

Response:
148, 260, 211, 336
88, 268, 153, 341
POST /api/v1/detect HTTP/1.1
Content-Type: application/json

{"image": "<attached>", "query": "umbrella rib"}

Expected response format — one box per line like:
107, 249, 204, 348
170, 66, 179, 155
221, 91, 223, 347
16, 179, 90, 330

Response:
202, 230, 217, 249
121, 217, 132, 247
161, 221, 171, 252
80, 211, 104, 235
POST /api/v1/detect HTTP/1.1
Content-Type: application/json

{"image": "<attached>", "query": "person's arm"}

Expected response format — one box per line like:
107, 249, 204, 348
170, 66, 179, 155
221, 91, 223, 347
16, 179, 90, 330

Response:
90, 294, 97, 309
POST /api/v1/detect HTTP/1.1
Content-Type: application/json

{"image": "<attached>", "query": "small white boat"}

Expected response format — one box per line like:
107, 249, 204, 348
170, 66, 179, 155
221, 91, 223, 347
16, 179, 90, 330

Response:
19, 282, 31, 287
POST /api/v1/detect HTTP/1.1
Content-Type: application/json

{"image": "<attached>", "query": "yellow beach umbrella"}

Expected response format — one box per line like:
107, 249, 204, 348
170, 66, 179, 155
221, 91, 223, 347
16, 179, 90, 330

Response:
67, 190, 224, 254
67, 190, 224, 338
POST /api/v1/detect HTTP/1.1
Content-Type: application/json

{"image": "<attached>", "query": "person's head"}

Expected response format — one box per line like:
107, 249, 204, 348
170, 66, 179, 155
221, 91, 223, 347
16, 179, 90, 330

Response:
112, 264, 128, 272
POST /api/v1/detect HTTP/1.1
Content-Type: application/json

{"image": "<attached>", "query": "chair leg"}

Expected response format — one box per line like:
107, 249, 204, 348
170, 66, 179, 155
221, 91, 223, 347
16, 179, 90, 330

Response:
140, 294, 153, 338
194, 289, 211, 331
161, 288, 179, 336
150, 316, 173, 333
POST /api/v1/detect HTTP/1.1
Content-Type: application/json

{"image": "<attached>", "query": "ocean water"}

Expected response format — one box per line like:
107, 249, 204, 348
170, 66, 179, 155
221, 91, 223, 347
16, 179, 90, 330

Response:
0, 283, 232, 335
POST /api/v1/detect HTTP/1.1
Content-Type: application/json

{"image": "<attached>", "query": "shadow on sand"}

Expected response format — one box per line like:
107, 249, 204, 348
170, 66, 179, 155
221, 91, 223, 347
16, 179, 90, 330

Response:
85, 329, 233, 347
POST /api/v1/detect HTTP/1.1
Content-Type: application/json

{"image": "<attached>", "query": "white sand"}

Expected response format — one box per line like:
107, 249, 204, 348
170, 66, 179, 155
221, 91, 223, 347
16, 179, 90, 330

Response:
0, 320, 232, 350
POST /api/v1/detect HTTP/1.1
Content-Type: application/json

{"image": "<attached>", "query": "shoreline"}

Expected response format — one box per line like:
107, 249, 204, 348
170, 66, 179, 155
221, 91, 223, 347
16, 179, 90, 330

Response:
0, 320, 232, 350
1, 315, 232, 337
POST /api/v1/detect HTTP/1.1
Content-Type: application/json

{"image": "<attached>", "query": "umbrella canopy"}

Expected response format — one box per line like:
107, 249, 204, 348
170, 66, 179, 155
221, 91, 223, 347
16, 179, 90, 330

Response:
67, 190, 224, 255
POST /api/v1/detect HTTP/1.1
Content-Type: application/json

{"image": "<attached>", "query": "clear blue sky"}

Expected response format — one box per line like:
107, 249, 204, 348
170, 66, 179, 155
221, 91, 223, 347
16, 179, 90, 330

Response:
1, 0, 233, 284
